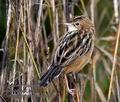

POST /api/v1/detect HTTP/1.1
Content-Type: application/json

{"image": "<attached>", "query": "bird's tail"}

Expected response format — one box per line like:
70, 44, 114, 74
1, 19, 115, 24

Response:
39, 65, 61, 87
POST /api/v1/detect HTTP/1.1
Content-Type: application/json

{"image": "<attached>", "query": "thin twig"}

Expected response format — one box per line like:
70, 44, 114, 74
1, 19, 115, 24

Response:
107, 23, 120, 102
22, 32, 40, 78
96, 83, 107, 102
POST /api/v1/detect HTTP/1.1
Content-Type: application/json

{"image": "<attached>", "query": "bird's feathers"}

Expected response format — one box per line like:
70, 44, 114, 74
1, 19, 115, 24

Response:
39, 16, 95, 87
39, 65, 62, 86
53, 30, 93, 67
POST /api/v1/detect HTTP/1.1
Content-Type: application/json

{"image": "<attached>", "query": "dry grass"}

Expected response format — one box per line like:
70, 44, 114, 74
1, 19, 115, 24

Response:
0, 0, 120, 102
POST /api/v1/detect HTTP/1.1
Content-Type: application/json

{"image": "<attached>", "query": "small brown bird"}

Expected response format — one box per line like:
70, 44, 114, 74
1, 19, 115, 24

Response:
39, 15, 95, 94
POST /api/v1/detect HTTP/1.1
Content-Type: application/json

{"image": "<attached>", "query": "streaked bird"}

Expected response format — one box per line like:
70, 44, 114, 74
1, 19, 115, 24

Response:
39, 15, 95, 94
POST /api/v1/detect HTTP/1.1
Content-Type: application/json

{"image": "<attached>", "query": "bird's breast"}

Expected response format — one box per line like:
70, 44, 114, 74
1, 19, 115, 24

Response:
64, 47, 93, 74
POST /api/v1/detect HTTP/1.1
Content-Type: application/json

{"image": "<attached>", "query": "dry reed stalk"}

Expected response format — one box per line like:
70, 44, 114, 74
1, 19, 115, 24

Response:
107, 22, 120, 102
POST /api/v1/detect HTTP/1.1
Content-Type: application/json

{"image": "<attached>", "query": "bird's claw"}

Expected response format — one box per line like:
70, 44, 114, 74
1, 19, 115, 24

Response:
67, 88, 76, 96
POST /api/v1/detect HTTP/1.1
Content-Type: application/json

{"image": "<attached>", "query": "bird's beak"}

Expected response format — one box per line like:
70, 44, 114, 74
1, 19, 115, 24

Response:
64, 23, 72, 26
64, 23, 77, 32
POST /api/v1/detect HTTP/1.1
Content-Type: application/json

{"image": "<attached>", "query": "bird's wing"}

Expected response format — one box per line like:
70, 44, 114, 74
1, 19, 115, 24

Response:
52, 30, 93, 67
39, 30, 93, 87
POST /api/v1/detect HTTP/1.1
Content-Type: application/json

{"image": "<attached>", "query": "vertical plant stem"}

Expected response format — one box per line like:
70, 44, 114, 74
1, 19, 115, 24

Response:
12, 5, 21, 102
107, 23, 120, 102
80, 0, 87, 15
113, 0, 119, 24
90, 0, 94, 23
92, 63, 96, 102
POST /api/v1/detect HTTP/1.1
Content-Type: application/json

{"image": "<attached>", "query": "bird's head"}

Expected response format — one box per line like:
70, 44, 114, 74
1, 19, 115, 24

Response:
65, 15, 94, 32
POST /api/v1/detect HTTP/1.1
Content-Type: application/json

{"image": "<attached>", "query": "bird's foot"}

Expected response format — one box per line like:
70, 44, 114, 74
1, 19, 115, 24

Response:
67, 88, 76, 96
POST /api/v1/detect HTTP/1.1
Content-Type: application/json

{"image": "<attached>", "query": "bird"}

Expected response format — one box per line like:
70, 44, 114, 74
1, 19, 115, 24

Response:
39, 15, 95, 94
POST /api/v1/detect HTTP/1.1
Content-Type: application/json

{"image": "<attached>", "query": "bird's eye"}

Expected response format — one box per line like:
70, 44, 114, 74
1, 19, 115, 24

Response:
76, 22, 79, 26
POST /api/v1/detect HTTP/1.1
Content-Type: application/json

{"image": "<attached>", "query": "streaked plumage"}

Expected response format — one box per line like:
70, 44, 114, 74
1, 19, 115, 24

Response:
39, 15, 95, 87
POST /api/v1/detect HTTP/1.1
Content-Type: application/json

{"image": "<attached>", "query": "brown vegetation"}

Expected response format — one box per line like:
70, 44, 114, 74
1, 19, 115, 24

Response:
0, 0, 120, 102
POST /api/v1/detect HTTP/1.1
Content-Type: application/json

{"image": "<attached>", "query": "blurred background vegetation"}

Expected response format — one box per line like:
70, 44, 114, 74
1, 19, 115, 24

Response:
0, 0, 120, 102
